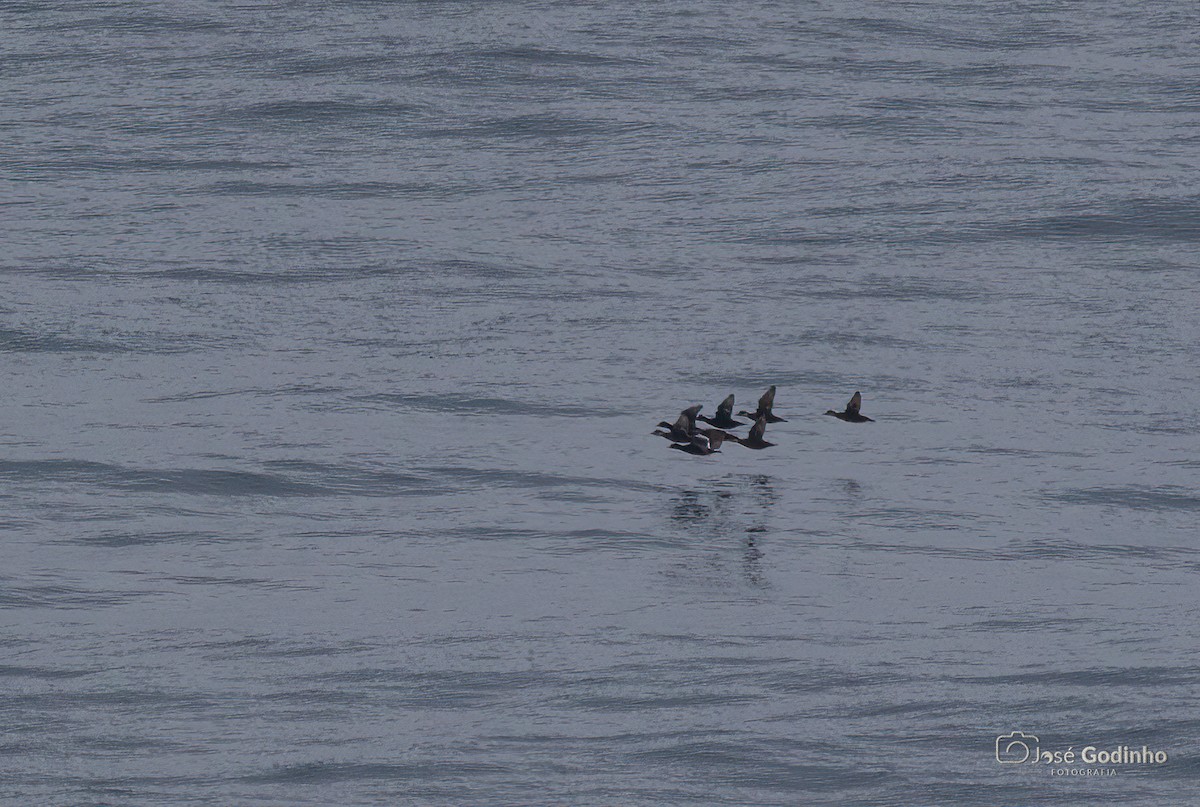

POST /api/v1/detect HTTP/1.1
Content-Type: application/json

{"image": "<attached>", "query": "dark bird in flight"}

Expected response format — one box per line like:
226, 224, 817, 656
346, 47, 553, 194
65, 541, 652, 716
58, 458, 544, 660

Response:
654, 405, 702, 441
695, 427, 732, 449
737, 385, 787, 423
728, 415, 776, 449
670, 432, 721, 455
825, 391, 874, 423
697, 394, 746, 429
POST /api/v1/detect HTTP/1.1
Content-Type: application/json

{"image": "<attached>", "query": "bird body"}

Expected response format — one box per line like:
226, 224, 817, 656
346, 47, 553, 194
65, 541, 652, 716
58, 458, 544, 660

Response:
729, 415, 775, 449
825, 391, 874, 423
670, 433, 721, 455
695, 427, 732, 449
737, 385, 787, 423
697, 394, 746, 429
654, 405, 702, 441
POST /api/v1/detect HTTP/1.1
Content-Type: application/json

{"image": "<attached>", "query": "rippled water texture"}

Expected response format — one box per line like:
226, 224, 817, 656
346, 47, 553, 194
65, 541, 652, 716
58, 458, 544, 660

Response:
3, 1, 1198, 804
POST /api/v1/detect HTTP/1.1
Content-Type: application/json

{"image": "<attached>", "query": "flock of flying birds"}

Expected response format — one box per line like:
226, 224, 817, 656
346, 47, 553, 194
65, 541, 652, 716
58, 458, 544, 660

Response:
654, 386, 874, 455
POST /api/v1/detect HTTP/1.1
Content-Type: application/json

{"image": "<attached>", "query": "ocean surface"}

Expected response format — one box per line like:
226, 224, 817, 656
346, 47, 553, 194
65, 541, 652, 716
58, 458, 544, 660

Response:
3, 1, 1198, 804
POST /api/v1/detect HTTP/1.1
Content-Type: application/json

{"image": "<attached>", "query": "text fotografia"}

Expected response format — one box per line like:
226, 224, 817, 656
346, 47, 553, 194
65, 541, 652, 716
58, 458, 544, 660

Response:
995, 732, 1168, 774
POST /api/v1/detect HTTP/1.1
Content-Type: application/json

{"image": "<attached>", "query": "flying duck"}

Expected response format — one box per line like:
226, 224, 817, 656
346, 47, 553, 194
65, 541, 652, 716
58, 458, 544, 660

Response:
654, 404, 702, 441
695, 427, 732, 449
729, 415, 775, 449
825, 391, 874, 423
737, 385, 787, 423
697, 394, 746, 429
670, 432, 721, 455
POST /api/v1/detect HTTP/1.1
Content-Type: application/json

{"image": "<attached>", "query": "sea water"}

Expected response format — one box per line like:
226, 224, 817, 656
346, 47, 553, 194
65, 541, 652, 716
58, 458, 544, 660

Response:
2, 1, 1198, 804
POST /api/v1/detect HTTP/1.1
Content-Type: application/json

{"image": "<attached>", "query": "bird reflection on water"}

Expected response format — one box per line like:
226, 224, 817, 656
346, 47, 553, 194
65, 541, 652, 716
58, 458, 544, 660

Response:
667, 474, 778, 587
743, 526, 766, 585
671, 489, 713, 523
747, 474, 778, 508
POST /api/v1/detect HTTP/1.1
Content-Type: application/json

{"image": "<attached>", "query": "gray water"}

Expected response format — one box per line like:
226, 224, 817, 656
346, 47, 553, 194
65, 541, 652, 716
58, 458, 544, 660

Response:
3, 1, 1199, 804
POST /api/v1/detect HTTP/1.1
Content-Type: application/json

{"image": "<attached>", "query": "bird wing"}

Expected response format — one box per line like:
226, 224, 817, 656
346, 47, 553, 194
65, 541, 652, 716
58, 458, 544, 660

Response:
691, 433, 711, 451
704, 429, 726, 449
671, 412, 691, 433
758, 385, 776, 412
716, 394, 734, 419
846, 391, 862, 416
749, 416, 766, 442
681, 404, 702, 431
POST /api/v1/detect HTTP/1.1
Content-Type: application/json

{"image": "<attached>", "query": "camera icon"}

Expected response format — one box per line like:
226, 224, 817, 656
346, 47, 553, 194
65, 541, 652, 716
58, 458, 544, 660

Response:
995, 731, 1038, 763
